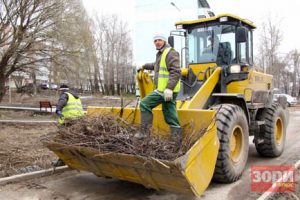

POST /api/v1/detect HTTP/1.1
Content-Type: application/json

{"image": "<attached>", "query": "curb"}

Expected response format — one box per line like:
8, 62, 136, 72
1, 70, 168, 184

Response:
0, 119, 57, 123
257, 160, 300, 200
0, 166, 71, 186
0, 106, 54, 112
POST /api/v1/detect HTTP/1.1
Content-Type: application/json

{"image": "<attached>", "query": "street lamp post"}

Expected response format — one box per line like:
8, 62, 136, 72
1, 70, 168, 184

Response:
170, 2, 181, 13
170, 2, 186, 68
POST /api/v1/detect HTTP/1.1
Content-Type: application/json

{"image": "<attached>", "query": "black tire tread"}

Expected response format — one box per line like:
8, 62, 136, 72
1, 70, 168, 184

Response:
212, 104, 249, 183
255, 103, 287, 157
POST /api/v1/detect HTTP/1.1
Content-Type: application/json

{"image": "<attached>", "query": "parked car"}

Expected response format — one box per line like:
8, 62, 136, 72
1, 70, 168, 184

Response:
40, 83, 49, 90
273, 94, 298, 107
50, 84, 58, 90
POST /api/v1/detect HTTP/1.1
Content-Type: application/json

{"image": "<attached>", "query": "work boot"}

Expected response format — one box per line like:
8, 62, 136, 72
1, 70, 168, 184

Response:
134, 112, 153, 139
170, 126, 182, 144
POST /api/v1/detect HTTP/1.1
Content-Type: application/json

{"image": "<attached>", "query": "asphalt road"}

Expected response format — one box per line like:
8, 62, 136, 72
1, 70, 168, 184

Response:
0, 108, 299, 200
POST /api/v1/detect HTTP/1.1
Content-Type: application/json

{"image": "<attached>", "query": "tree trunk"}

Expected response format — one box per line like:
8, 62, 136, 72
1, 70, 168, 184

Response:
104, 84, 109, 95
98, 76, 104, 94
31, 71, 37, 96
93, 74, 99, 93
89, 78, 94, 94
93, 60, 101, 93
0, 71, 6, 102
110, 84, 114, 95
117, 83, 120, 95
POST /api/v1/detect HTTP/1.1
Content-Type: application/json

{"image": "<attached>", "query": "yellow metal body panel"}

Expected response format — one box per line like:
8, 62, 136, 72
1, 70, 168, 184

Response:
190, 63, 217, 81
176, 13, 256, 29
136, 71, 155, 99
181, 68, 189, 77
45, 108, 219, 196
227, 68, 273, 101
180, 67, 221, 109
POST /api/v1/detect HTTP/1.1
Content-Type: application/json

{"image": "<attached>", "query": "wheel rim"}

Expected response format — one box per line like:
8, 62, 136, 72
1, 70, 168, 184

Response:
230, 125, 243, 163
275, 117, 283, 145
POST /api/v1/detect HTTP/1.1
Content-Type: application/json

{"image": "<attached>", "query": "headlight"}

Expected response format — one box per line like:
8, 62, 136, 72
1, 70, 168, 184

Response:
229, 64, 241, 73
176, 24, 183, 29
219, 16, 228, 22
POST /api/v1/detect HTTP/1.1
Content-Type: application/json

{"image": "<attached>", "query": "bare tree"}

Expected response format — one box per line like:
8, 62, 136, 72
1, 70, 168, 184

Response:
0, 0, 65, 101
276, 56, 289, 93
93, 14, 134, 95
49, 0, 95, 91
256, 16, 283, 74
255, 15, 285, 90
288, 49, 300, 97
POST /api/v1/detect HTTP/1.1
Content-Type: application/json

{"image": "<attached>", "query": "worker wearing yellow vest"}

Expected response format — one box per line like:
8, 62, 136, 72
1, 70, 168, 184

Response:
52, 84, 85, 167
135, 33, 182, 141
55, 84, 84, 124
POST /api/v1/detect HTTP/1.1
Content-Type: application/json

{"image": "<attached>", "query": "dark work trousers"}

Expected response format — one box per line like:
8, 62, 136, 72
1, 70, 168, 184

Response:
139, 91, 180, 127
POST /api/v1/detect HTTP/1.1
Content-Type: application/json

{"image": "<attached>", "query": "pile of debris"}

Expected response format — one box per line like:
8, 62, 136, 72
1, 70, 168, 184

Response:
45, 113, 207, 160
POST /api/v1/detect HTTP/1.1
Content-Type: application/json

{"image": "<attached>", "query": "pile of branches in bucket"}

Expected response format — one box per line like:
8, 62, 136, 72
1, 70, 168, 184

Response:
45, 113, 212, 160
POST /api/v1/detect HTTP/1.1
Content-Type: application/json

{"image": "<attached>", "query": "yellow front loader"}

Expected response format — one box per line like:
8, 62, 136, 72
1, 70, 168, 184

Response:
45, 14, 288, 196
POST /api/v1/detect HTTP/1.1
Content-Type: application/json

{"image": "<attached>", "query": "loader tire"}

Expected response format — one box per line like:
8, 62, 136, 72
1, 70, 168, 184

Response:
212, 104, 249, 183
255, 103, 287, 157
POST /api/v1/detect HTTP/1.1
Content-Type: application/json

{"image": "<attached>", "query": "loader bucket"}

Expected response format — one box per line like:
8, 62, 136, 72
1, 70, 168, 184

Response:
44, 107, 219, 196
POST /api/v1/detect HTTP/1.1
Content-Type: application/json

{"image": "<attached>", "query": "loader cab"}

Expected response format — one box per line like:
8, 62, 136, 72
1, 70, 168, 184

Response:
186, 23, 253, 67
172, 14, 255, 68
171, 14, 256, 99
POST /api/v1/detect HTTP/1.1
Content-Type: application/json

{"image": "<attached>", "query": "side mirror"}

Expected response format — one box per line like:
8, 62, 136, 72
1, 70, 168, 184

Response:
236, 27, 247, 43
168, 36, 174, 47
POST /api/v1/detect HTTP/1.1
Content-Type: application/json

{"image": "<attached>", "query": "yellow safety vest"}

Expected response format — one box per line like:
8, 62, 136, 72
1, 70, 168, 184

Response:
58, 92, 84, 124
157, 47, 181, 93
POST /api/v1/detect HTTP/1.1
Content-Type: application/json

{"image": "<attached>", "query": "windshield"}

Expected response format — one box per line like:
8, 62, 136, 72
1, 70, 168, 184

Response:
188, 24, 236, 65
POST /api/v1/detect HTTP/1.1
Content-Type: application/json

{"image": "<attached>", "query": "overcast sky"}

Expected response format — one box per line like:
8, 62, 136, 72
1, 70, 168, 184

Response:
83, 0, 300, 65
